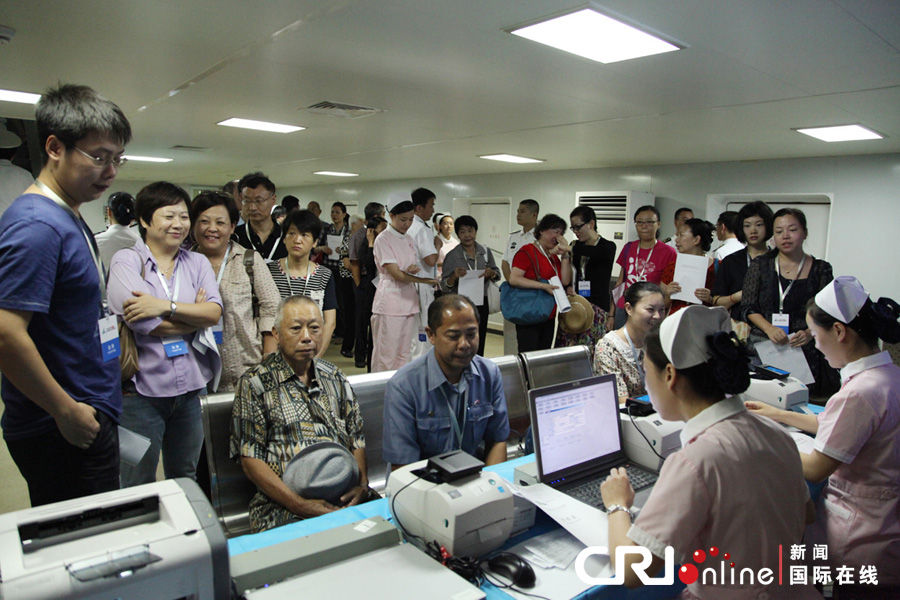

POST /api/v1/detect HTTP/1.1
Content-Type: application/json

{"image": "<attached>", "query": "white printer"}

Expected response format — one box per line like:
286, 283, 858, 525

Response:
739, 375, 809, 410
0, 478, 228, 600
386, 453, 514, 558
619, 413, 683, 472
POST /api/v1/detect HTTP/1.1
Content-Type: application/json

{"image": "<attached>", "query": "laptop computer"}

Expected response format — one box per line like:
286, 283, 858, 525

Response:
527, 374, 658, 512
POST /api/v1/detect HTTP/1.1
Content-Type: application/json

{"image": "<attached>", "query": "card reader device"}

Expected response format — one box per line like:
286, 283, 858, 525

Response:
739, 375, 809, 410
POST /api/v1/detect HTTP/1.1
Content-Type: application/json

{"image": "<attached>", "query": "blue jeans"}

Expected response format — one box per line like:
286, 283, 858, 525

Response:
119, 390, 204, 488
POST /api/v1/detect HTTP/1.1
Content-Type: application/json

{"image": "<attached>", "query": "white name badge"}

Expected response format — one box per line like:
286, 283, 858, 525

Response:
212, 318, 224, 345
772, 312, 790, 334
99, 315, 120, 362
578, 280, 591, 298
162, 336, 189, 358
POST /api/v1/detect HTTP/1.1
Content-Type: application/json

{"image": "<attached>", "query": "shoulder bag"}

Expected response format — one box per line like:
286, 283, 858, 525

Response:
500, 245, 556, 324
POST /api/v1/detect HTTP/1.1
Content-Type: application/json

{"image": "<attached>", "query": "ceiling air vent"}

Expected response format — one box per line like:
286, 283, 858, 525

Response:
170, 145, 209, 152
303, 101, 384, 119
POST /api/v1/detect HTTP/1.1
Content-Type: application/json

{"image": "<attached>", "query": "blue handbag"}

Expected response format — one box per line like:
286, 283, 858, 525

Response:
500, 246, 556, 324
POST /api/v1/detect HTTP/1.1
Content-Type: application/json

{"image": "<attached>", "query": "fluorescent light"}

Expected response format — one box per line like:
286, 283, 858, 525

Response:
479, 154, 545, 164
314, 171, 359, 177
123, 155, 173, 163
510, 8, 679, 64
794, 124, 883, 143
0, 89, 41, 104
217, 118, 305, 134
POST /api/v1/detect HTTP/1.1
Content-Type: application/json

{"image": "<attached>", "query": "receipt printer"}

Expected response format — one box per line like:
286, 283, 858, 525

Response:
386, 452, 514, 557
0, 478, 228, 600
739, 375, 808, 410
620, 413, 683, 472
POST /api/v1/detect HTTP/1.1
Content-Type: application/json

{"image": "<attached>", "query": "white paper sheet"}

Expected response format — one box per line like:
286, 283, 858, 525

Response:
669, 253, 709, 303
506, 480, 608, 549
755, 340, 815, 385
548, 275, 571, 313
326, 234, 342, 254
521, 528, 584, 569
118, 426, 151, 466
790, 431, 816, 454
458, 269, 484, 305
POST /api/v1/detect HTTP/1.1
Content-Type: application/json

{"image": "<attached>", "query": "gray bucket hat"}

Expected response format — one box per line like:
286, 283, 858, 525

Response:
282, 441, 359, 503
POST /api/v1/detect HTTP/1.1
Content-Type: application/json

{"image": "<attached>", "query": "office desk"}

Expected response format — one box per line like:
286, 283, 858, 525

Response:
228, 456, 683, 600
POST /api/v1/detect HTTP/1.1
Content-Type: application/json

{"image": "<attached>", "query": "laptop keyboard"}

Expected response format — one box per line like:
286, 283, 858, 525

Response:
565, 464, 658, 511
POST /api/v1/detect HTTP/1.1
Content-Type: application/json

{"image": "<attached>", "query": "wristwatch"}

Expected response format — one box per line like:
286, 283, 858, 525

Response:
169, 301, 177, 319
606, 504, 635, 520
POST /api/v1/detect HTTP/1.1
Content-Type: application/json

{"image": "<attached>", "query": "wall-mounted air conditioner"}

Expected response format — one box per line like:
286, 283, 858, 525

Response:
576, 190, 654, 271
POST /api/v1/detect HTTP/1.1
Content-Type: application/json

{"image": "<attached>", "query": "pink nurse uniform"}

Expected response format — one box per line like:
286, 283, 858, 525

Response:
371, 225, 420, 372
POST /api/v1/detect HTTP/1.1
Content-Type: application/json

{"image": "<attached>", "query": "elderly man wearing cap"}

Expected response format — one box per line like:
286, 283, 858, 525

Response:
599, 305, 818, 598
383, 294, 510, 470
230, 295, 376, 533
747, 276, 900, 593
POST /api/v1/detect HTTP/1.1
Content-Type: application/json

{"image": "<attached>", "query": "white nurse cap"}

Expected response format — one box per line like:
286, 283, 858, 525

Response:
387, 193, 411, 213
814, 276, 869, 324
659, 305, 733, 368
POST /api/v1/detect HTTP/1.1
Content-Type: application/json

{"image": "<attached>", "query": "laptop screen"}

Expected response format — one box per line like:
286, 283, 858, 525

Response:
529, 375, 622, 480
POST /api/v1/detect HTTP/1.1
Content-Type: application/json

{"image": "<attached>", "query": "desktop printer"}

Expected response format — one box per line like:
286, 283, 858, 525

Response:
386, 451, 514, 557
739, 375, 808, 410
0, 478, 228, 600
619, 413, 683, 472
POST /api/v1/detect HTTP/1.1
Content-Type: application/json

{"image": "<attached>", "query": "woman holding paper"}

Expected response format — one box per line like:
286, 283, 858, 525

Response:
599, 306, 818, 598
440, 215, 500, 355
107, 181, 223, 487
740, 208, 837, 395
508, 213, 572, 352
660, 218, 716, 315
746, 276, 900, 593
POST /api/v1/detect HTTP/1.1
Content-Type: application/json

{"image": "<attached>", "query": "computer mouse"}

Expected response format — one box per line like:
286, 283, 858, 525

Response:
488, 552, 536, 588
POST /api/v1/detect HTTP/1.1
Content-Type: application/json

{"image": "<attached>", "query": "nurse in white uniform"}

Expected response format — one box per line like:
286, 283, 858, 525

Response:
747, 276, 900, 598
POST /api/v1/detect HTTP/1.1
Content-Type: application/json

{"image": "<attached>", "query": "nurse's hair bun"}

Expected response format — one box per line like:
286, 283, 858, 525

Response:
706, 331, 751, 395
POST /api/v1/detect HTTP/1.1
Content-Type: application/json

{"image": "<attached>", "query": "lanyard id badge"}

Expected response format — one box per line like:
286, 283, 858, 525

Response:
577, 280, 591, 297
99, 315, 120, 362
772, 313, 790, 334
212, 318, 224, 345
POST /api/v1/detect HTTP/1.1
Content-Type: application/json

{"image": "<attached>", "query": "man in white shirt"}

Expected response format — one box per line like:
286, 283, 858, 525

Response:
501, 199, 539, 354
665, 207, 693, 248
407, 187, 438, 359
0, 128, 34, 220
713, 210, 743, 262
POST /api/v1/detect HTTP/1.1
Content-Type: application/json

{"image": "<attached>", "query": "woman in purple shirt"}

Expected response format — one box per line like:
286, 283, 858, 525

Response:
107, 181, 222, 488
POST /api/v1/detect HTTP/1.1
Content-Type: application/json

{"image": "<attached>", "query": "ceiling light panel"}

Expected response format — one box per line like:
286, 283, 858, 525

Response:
510, 8, 680, 64
794, 124, 883, 142
0, 89, 41, 104
123, 155, 173, 163
314, 171, 359, 177
479, 154, 545, 164
217, 118, 305, 134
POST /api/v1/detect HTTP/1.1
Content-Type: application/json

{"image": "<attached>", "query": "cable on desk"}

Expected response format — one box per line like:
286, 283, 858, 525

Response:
482, 571, 551, 600
627, 404, 665, 462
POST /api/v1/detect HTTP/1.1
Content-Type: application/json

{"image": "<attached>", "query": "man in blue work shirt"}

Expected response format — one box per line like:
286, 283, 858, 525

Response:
382, 294, 509, 469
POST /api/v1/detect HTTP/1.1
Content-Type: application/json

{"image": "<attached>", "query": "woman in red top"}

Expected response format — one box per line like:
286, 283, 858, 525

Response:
508, 213, 572, 352
610, 205, 677, 330
661, 218, 716, 315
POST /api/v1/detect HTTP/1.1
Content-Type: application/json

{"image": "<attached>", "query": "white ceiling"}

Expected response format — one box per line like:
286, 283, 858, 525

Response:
1, 0, 898, 187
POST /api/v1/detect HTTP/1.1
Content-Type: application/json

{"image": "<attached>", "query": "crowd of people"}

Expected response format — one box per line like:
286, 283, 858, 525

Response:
0, 83, 898, 599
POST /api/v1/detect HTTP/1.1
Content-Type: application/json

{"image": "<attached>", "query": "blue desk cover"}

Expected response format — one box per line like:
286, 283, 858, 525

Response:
228, 455, 683, 599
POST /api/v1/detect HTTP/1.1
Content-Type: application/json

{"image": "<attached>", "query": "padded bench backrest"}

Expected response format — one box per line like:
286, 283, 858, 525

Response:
347, 369, 396, 492
488, 354, 530, 437
200, 392, 256, 538
519, 345, 593, 390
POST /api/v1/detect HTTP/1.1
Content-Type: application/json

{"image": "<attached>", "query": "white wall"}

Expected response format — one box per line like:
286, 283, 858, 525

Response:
107, 152, 900, 299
